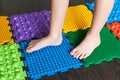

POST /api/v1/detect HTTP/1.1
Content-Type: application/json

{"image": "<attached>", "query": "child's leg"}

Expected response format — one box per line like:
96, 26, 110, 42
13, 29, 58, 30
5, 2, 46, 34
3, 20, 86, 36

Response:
71, 0, 114, 59
26, 0, 69, 53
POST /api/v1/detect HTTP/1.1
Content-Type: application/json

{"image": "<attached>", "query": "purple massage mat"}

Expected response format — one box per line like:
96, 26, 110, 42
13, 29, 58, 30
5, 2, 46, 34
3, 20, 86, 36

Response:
9, 10, 50, 43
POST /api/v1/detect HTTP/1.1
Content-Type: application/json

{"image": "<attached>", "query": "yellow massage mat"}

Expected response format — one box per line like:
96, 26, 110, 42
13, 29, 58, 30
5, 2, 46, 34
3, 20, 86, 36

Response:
63, 5, 93, 33
0, 16, 13, 44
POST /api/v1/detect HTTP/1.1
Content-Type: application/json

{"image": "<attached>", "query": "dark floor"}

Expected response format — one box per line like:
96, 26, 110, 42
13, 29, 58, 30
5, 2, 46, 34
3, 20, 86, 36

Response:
40, 59, 120, 80
0, 0, 94, 16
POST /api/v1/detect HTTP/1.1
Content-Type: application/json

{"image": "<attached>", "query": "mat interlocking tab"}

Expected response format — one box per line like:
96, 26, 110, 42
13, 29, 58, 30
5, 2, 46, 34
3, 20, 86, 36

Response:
66, 27, 120, 67
63, 5, 93, 33
0, 16, 13, 44
0, 43, 26, 80
85, 0, 120, 24
9, 10, 50, 43
106, 22, 120, 39
20, 33, 83, 80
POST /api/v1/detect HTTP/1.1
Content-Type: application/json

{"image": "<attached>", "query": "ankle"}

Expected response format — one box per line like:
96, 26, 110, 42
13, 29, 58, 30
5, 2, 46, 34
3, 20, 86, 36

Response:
48, 33, 62, 40
85, 31, 101, 43
87, 30, 100, 37
46, 33, 62, 45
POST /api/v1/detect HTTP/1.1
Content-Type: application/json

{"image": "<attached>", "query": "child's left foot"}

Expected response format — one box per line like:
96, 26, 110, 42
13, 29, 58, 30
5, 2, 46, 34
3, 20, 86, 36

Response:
26, 35, 62, 53
70, 33, 101, 59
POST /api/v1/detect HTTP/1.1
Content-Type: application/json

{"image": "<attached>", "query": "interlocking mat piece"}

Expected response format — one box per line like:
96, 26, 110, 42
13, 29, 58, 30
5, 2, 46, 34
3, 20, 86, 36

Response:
85, 0, 120, 24
20, 33, 83, 80
0, 16, 13, 44
63, 5, 93, 33
106, 22, 120, 40
0, 43, 26, 80
9, 10, 50, 43
66, 27, 120, 67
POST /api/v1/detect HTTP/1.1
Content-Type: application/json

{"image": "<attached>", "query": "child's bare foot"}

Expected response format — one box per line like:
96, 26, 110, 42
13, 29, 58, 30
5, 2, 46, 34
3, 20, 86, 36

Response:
26, 35, 62, 53
70, 33, 101, 59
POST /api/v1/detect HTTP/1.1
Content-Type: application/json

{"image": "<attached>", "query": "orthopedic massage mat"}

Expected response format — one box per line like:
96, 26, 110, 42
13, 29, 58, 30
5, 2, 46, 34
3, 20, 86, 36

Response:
0, 43, 26, 80
85, 0, 120, 24
106, 22, 120, 40
63, 5, 93, 33
9, 10, 50, 43
0, 16, 13, 44
19, 33, 83, 80
65, 27, 120, 67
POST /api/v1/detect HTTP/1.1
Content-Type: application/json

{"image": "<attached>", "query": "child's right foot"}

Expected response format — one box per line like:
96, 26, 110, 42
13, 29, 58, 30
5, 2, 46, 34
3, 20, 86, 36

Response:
26, 35, 62, 53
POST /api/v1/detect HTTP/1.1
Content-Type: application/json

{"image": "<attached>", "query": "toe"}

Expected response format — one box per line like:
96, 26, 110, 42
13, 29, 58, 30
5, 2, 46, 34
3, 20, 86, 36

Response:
74, 50, 81, 58
27, 44, 33, 49
79, 53, 86, 59
26, 47, 34, 53
70, 48, 78, 56
27, 44, 40, 53
26, 45, 35, 53
76, 54, 82, 59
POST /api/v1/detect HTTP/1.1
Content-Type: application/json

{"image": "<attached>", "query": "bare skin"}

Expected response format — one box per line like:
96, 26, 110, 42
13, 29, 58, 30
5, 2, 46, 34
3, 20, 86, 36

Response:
26, 0, 69, 52
26, 0, 114, 59
71, 0, 114, 59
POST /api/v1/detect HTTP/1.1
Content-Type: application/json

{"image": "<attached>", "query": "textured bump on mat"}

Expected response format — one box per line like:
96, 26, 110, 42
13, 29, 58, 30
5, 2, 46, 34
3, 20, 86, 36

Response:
106, 22, 120, 40
9, 10, 50, 43
65, 27, 120, 67
20, 33, 83, 80
85, 0, 120, 24
0, 16, 13, 44
63, 5, 93, 33
0, 43, 26, 80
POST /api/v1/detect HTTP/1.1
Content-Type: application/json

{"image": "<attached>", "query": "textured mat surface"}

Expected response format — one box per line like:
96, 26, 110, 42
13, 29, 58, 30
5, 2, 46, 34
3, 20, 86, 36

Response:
0, 16, 13, 44
9, 10, 50, 43
66, 27, 120, 67
85, 0, 120, 24
63, 5, 93, 33
0, 43, 26, 80
20, 33, 83, 80
106, 22, 120, 40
